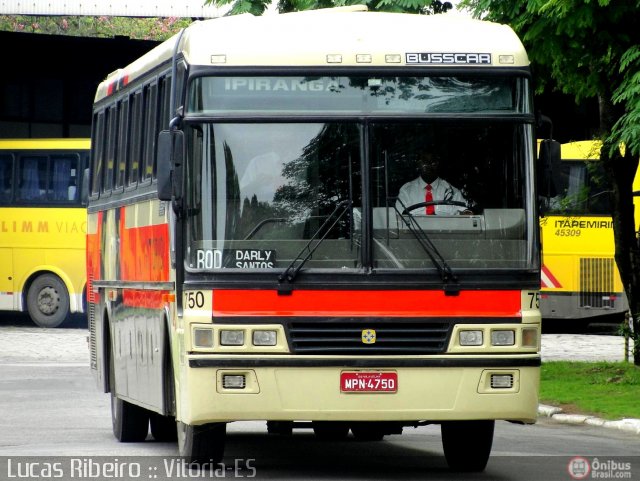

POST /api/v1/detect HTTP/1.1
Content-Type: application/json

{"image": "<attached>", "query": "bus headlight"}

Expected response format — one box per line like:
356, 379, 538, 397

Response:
253, 330, 277, 346
193, 328, 214, 348
220, 330, 245, 346
491, 330, 515, 346
459, 330, 483, 346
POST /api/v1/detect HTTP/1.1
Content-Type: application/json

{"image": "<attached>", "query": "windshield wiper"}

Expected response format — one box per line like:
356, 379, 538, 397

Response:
393, 198, 459, 295
277, 200, 352, 294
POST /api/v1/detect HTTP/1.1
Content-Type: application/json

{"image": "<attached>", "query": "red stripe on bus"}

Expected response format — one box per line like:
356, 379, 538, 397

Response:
120, 208, 170, 283
86, 211, 103, 304
212, 290, 522, 318
122, 289, 167, 309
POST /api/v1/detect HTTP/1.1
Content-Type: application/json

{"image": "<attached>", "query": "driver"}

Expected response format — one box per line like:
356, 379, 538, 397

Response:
395, 150, 471, 215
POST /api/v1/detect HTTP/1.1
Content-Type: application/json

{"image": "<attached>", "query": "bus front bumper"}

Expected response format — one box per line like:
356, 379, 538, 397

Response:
179, 356, 540, 425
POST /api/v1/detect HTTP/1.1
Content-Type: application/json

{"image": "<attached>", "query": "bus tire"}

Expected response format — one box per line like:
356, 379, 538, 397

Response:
26, 273, 70, 328
441, 420, 494, 472
151, 327, 177, 442
312, 421, 350, 440
150, 413, 178, 442
177, 421, 226, 464
109, 349, 149, 442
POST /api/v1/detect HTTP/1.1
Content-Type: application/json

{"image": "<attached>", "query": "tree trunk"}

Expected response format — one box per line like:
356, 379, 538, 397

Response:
599, 95, 640, 364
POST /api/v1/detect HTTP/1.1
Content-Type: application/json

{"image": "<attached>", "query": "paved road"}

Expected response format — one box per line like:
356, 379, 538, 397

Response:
1, 363, 639, 481
0, 316, 638, 480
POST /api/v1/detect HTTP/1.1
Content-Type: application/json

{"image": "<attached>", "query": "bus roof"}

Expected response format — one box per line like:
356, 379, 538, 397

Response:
0, 139, 90, 150
95, 7, 529, 102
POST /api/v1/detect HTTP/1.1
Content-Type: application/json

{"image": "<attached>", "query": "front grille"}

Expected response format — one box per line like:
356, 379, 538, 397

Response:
579, 257, 616, 309
288, 320, 452, 355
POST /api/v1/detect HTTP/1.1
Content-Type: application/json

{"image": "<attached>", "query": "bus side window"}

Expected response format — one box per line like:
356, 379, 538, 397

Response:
115, 99, 129, 189
0, 154, 13, 203
17, 155, 47, 202
143, 82, 158, 183
159, 74, 172, 132
103, 105, 118, 193
91, 111, 105, 196
157, 74, 172, 179
128, 91, 145, 187
50, 154, 80, 202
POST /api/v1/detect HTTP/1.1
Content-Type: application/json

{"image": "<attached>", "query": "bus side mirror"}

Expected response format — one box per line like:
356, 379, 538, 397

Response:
157, 130, 184, 201
538, 139, 561, 200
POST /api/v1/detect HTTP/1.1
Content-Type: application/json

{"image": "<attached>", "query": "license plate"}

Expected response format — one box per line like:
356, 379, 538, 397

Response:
340, 371, 398, 393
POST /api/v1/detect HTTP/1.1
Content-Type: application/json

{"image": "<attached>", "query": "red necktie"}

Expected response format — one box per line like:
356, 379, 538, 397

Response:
425, 184, 435, 215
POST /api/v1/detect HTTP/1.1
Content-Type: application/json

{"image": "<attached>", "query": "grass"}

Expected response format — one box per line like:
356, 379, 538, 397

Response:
540, 361, 640, 420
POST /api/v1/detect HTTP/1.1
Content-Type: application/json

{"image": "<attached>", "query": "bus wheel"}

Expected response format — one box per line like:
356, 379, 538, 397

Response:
109, 350, 149, 442
312, 421, 350, 440
350, 422, 386, 441
26, 274, 70, 328
441, 420, 494, 472
150, 413, 178, 442
177, 421, 226, 464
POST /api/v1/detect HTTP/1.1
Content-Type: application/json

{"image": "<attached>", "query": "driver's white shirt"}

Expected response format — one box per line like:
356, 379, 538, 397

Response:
395, 176, 467, 215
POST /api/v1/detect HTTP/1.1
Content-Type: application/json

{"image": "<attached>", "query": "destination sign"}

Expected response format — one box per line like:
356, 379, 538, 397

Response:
195, 248, 276, 269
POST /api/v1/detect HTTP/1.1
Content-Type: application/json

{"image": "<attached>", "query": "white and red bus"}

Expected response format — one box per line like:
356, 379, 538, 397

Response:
88, 7, 543, 472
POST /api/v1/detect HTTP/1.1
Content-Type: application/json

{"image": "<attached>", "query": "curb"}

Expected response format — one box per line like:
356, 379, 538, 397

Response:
538, 404, 640, 435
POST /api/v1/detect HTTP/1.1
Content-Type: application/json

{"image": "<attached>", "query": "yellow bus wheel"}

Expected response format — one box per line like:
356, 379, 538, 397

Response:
26, 274, 70, 328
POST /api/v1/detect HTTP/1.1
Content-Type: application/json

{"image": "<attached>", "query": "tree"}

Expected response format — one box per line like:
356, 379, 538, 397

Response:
205, 0, 451, 16
0, 15, 190, 40
461, 0, 640, 364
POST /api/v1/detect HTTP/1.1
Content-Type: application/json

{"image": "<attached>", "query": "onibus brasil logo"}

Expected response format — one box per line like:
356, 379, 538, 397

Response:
568, 457, 632, 480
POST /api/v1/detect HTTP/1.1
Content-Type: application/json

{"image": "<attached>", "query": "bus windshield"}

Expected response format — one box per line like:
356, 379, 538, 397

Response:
184, 121, 534, 273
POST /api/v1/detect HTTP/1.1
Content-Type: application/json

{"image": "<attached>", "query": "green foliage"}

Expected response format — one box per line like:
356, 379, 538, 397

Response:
541, 361, 640, 420
461, 0, 640, 365
0, 15, 191, 40
461, 0, 640, 156
611, 46, 640, 157
206, 0, 451, 16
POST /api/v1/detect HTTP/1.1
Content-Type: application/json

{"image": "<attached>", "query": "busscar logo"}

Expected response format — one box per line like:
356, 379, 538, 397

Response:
406, 52, 492, 65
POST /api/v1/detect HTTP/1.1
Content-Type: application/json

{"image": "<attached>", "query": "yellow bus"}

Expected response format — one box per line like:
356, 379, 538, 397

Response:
0, 138, 89, 327
88, 7, 543, 472
539, 140, 635, 323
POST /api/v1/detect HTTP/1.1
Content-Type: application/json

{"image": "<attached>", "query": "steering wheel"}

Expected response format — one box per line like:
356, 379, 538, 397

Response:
402, 200, 471, 215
